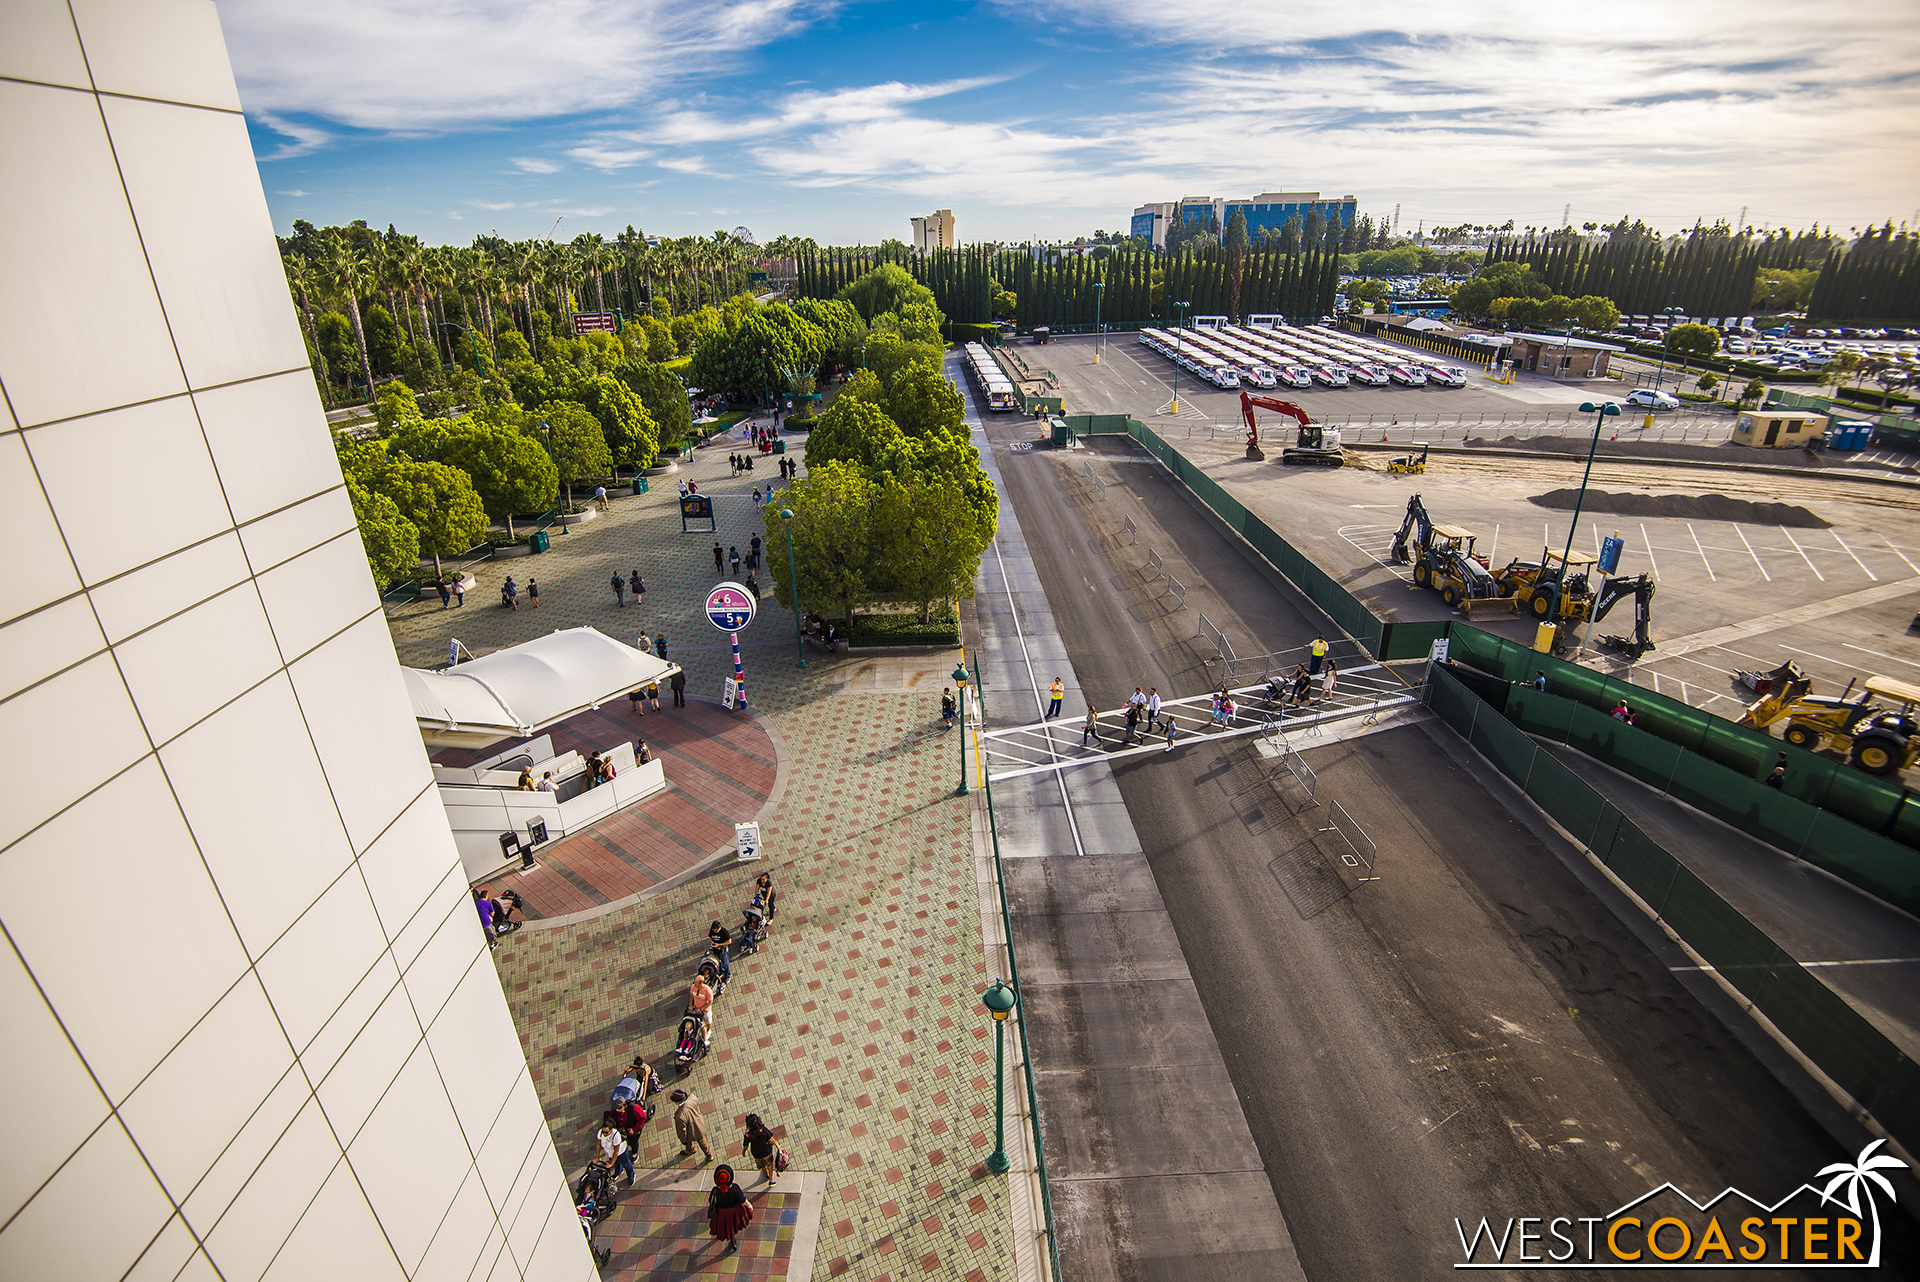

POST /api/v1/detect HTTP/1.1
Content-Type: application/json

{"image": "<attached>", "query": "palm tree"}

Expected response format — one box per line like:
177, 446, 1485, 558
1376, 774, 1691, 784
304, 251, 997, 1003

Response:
369, 236, 410, 353
576, 232, 608, 310
282, 253, 332, 405
510, 241, 544, 356
317, 234, 376, 397
1817, 1140, 1904, 1268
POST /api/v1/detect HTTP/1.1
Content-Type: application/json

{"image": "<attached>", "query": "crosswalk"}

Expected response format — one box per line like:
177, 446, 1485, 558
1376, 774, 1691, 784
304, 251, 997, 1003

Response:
980, 665, 1418, 782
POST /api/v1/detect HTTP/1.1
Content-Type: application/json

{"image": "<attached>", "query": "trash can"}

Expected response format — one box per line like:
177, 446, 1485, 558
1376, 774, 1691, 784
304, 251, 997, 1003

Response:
774, 439, 787, 454
635, 476, 649, 493
529, 530, 550, 554
1533, 622, 1556, 653
1050, 419, 1071, 448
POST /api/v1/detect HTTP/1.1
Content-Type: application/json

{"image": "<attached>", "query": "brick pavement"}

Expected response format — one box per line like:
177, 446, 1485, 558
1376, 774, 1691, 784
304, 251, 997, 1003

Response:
383, 435, 1022, 1280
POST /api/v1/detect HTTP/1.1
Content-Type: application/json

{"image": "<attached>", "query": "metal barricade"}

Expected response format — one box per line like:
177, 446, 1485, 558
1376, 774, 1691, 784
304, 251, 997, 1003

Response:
1196, 612, 1236, 666
1120, 515, 1137, 546
1083, 461, 1106, 500
1146, 547, 1163, 578
1165, 576, 1186, 607
1318, 800, 1379, 881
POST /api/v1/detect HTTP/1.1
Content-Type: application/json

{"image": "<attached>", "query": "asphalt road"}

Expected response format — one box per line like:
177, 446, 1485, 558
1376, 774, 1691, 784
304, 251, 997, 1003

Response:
971, 400, 1919, 1277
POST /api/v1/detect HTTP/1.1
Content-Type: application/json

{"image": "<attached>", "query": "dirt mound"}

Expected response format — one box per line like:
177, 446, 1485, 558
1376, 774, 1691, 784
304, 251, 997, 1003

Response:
1527, 488, 1831, 528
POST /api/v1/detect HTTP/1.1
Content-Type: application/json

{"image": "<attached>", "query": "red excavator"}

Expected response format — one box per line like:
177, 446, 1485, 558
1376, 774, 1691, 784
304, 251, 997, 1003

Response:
1239, 392, 1345, 467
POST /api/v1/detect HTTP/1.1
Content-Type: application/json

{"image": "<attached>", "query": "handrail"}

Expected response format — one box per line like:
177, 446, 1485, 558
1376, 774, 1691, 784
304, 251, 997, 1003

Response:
973, 649, 1062, 1282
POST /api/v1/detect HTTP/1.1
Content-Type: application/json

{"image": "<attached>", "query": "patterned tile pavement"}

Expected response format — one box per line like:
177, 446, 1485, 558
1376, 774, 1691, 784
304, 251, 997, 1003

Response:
384, 430, 1021, 1280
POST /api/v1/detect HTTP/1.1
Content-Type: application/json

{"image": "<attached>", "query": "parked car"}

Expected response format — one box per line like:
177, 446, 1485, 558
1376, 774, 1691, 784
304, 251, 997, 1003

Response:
1423, 365, 1469, 387
1624, 388, 1681, 410
1386, 364, 1426, 386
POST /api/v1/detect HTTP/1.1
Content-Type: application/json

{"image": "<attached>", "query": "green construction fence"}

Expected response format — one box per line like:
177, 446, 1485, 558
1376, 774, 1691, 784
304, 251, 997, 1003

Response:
1426, 666, 1920, 1159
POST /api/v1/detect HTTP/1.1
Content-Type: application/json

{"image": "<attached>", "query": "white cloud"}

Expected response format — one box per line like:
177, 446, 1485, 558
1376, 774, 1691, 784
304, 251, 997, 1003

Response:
510, 156, 563, 173
221, 0, 842, 130
250, 110, 332, 161
465, 200, 520, 210
566, 145, 650, 171
275, 188, 311, 196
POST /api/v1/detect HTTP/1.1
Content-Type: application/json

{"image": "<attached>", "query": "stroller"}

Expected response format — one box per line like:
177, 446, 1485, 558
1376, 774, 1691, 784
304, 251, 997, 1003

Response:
673, 1010, 712, 1071
576, 1189, 614, 1268
737, 897, 768, 957
575, 1158, 617, 1217
610, 1057, 663, 1108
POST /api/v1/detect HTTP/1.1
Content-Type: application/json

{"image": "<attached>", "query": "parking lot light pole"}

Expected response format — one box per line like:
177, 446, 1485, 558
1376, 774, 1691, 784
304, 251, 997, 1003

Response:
1170, 300, 1190, 412
781, 508, 806, 670
1093, 280, 1105, 364
1553, 401, 1621, 621
980, 979, 1017, 1175
1653, 304, 1682, 390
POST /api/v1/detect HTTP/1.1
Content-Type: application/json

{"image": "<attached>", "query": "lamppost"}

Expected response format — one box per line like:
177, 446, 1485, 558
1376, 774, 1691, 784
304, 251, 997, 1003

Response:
1545, 400, 1621, 622
1170, 300, 1191, 413
1093, 280, 1105, 365
439, 321, 496, 381
760, 344, 769, 420
980, 978, 1017, 1175
953, 661, 970, 796
1653, 303, 1683, 390
781, 508, 807, 670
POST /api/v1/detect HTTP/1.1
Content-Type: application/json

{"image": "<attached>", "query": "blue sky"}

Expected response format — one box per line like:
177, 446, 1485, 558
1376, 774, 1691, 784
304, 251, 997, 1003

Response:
221, 0, 1920, 248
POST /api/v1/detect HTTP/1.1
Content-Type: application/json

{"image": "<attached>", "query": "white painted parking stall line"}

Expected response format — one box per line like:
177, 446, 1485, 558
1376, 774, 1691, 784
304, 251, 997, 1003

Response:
1779, 644, 1883, 678
1780, 526, 1825, 581
1687, 523, 1717, 582
1639, 523, 1661, 583
1830, 530, 1878, 581
1734, 526, 1771, 582
1842, 643, 1920, 673
1886, 541, 1920, 576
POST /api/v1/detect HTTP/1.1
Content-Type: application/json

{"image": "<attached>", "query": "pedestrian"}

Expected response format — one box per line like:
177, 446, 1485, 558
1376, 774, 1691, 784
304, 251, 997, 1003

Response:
527, 577, 539, 608
714, 542, 725, 573
1146, 688, 1162, 730
729, 453, 739, 475
635, 737, 652, 765
687, 479, 697, 494
671, 668, 687, 707
1046, 677, 1064, 720
437, 581, 451, 609
741, 1114, 780, 1186
1164, 715, 1177, 752
1081, 704, 1102, 747
607, 1100, 648, 1154
744, 570, 761, 598
638, 632, 653, 655
744, 453, 753, 473
594, 1120, 634, 1188
1124, 701, 1140, 744
611, 572, 626, 606
678, 479, 688, 497
707, 919, 732, 983
752, 486, 761, 507
451, 577, 464, 607
1764, 765, 1787, 790
1531, 671, 1546, 692
655, 632, 668, 662
503, 576, 519, 610
630, 571, 644, 607
517, 765, 535, 791
1611, 700, 1631, 721
1320, 659, 1338, 702
706, 1165, 753, 1256
672, 1090, 713, 1162
537, 771, 557, 793
750, 534, 762, 569
941, 688, 956, 729
647, 681, 661, 712
729, 547, 742, 577
1309, 635, 1329, 676
593, 483, 608, 512
628, 685, 646, 716
1289, 664, 1311, 706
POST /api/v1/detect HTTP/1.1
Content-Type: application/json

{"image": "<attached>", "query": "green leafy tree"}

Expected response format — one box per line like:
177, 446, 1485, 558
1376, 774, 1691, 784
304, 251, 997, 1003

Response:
871, 461, 997, 622
1697, 371, 1720, 397
579, 374, 659, 468
877, 300, 945, 344
633, 313, 677, 362
1449, 278, 1495, 317
1737, 376, 1767, 409
314, 312, 358, 389
391, 418, 558, 538
495, 329, 533, 361
885, 359, 965, 439
766, 460, 877, 625
1419, 275, 1452, 296
1347, 280, 1390, 307
381, 459, 489, 580
670, 307, 724, 356
789, 297, 868, 367
836, 262, 934, 321
374, 380, 424, 433
534, 402, 612, 506
1666, 323, 1720, 363
991, 289, 1018, 322
345, 475, 419, 588
861, 332, 946, 389
363, 302, 403, 374
622, 361, 694, 448
807, 397, 906, 470
1571, 294, 1621, 330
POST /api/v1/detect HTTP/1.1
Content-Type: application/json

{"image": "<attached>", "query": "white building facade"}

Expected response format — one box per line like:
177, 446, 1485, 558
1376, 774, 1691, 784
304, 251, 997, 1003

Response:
910, 209, 955, 252
0, 3, 590, 1279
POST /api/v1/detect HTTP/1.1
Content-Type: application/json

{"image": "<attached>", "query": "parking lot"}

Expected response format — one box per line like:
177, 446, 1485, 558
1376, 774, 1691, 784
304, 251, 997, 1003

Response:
1035, 331, 1920, 765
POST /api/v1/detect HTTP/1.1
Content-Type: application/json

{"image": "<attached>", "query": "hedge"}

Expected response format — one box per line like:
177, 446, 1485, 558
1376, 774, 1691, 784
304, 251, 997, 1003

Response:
943, 322, 1000, 346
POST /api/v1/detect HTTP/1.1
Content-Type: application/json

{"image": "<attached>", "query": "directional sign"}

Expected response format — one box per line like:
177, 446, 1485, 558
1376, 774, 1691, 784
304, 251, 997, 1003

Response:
706, 582, 757, 632
1598, 534, 1625, 575
735, 821, 762, 861
570, 311, 618, 334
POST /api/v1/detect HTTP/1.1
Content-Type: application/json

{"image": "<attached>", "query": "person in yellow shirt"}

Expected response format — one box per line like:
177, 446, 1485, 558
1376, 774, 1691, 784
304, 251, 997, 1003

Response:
1309, 635, 1330, 675
1046, 677, 1064, 720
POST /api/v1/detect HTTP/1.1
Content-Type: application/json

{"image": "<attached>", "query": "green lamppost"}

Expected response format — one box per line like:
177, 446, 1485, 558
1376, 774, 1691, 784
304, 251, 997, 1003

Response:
1653, 301, 1683, 391
439, 321, 496, 381
953, 661, 970, 795
782, 508, 807, 670
1545, 400, 1621, 622
1170, 300, 1191, 413
981, 979, 1017, 1175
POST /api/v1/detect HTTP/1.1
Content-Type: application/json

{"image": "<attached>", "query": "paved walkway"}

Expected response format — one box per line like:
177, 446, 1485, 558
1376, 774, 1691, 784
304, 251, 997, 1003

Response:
384, 434, 1028, 1279
435, 700, 781, 918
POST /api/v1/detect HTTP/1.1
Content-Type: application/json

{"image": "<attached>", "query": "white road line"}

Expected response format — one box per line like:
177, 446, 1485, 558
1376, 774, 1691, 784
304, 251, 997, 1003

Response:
1780, 526, 1825, 581
1687, 524, 1717, 582
1639, 523, 1661, 583
1831, 530, 1878, 581
1657, 653, 1739, 679
1733, 526, 1771, 582
1780, 644, 1878, 677
1885, 540, 1920, 576
1489, 523, 1499, 564
1842, 643, 1920, 673
988, 535, 1087, 858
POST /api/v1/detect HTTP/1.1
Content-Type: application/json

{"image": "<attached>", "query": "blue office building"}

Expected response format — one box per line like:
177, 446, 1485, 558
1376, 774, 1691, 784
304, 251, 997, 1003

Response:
1131, 192, 1358, 249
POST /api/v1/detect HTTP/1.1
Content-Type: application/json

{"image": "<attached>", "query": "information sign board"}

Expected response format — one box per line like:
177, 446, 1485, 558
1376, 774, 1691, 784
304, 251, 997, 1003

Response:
706, 583, 757, 632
